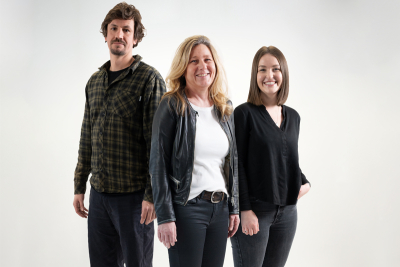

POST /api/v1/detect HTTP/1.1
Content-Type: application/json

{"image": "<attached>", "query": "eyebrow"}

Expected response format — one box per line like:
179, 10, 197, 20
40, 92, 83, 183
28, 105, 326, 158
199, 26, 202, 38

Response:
110, 24, 132, 29
258, 64, 280, 68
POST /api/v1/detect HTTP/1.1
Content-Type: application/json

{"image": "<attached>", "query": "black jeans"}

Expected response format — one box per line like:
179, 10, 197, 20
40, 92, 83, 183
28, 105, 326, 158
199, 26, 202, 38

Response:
168, 195, 229, 267
231, 202, 297, 267
88, 187, 154, 267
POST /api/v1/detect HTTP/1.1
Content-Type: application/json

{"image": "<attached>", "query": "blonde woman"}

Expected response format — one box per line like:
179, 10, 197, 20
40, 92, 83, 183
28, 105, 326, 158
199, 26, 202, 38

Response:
149, 35, 240, 267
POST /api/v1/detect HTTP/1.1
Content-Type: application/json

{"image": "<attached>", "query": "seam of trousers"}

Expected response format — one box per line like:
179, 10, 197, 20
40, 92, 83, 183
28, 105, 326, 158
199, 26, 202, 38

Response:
232, 235, 243, 267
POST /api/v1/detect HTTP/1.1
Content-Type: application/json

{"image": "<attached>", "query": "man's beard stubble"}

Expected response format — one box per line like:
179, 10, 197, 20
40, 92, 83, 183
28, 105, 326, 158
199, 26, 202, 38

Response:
110, 38, 127, 56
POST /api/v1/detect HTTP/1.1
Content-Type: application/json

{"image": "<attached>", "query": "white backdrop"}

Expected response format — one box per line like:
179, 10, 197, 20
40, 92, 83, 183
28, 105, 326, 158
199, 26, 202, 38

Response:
1, 0, 399, 266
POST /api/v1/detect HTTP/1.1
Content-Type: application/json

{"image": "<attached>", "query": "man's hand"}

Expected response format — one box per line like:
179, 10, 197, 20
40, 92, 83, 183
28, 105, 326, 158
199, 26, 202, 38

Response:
158, 221, 177, 249
297, 183, 311, 199
73, 194, 88, 218
140, 200, 156, 225
241, 210, 259, 236
228, 214, 240, 238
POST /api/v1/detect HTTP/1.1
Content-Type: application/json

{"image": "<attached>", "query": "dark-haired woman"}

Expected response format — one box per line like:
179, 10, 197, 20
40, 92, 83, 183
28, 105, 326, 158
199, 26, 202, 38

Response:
231, 46, 311, 267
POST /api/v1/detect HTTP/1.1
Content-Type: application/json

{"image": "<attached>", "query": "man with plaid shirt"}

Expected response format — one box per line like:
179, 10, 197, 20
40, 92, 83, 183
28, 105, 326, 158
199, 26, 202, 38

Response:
72, 3, 166, 266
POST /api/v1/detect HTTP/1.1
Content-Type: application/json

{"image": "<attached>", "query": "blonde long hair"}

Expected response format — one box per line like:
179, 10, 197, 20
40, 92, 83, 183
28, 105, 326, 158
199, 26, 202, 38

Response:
164, 35, 232, 117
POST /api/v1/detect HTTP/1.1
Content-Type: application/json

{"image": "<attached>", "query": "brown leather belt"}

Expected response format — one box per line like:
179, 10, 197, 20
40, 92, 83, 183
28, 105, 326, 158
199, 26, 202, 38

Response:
198, 191, 225, 203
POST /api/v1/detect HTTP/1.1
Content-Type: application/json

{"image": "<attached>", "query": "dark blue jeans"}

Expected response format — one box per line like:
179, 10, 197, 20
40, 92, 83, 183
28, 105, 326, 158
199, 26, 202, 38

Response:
168, 196, 229, 267
231, 202, 297, 267
88, 187, 154, 267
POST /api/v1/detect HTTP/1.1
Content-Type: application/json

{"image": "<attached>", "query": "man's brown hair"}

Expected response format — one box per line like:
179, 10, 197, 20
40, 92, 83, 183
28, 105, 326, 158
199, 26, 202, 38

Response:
100, 2, 145, 48
247, 46, 289, 106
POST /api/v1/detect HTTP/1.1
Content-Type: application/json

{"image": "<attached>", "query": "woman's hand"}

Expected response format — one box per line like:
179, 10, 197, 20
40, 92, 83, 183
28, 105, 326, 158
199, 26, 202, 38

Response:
228, 214, 240, 238
157, 221, 177, 249
241, 210, 259, 236
297, 183, 311, 199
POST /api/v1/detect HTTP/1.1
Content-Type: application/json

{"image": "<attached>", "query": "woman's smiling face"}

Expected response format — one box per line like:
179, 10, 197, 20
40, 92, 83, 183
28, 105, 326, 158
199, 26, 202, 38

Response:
257, 53, 282, 98
184, 44, 216, 92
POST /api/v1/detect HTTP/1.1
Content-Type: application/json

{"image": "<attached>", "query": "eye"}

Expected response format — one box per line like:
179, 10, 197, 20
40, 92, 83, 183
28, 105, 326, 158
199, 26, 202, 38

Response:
123, 29, 130, 33
190, 60, 198, 63
258, 68, 266, 72
273, 68, 281, 71
111, 27, 116, 31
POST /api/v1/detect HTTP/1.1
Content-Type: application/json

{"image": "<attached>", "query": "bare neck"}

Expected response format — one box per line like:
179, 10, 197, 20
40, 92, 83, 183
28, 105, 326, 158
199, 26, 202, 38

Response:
109, 53, 134, 71
185, 87, 213, 107
260, 92, 278, 108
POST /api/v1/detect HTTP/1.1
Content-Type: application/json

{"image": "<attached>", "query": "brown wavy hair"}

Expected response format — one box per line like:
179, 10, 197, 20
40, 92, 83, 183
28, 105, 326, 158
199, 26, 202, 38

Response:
247, 46, 289, 106
100, 2, 145, 48
163, 35, 232, 118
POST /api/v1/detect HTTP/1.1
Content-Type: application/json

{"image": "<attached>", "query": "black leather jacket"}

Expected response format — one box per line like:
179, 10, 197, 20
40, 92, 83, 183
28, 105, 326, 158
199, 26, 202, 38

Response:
149, 94, 239, 225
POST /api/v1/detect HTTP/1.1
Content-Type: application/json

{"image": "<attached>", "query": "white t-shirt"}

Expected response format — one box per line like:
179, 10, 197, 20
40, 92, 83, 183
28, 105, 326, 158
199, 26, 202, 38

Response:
188, 103, 230, 200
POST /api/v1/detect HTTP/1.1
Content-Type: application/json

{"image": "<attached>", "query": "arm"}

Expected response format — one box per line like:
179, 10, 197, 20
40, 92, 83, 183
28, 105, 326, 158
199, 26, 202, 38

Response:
73, 84, 92, 217
234, 107, 252, 211
297, 117, 311, 199
141, 73, 166, 224
234, 107, 260, 235
149, 97, 177, 225
150, 97, 178, 247
142, 73, 166, 203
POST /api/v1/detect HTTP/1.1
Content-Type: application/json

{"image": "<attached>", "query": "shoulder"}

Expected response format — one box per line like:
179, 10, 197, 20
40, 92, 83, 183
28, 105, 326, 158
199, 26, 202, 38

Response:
234, 102, 258, 116
283, 105, 300, 119
135, 61, 164, 82
85, 69, 104, 90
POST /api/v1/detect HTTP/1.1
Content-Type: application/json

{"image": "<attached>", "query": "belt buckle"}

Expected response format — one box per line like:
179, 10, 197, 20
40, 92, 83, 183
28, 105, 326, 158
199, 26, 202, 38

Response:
211, 191, 223, 203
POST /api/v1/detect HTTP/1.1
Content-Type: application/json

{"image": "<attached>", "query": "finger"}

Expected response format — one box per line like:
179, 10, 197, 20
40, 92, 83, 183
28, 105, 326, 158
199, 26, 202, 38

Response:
144, 209, 151, 225
158, 230, 162, 242
249, 229, 254, 236
140, 206, 146, 224
243, 227, 248, 235
229, 217, 234, 231
79, 200, 85, 212
232, 219, 239, 234
169, 234, 175, 247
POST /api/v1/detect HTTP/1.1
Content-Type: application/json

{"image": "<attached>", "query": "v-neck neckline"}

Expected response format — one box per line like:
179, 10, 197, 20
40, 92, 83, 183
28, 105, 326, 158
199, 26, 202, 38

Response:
259, 105, 286, 131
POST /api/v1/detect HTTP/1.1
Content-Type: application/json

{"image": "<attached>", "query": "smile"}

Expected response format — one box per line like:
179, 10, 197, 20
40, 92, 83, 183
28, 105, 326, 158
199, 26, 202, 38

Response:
264, 81, 275, 85
196, 74, 208, 77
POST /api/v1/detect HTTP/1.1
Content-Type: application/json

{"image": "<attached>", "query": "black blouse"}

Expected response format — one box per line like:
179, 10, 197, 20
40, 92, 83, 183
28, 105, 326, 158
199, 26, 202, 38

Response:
234, 103, 309, 210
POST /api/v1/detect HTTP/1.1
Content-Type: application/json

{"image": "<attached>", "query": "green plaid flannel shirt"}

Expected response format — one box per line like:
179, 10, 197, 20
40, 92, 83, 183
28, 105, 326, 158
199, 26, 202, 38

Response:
74, 55, 166, 202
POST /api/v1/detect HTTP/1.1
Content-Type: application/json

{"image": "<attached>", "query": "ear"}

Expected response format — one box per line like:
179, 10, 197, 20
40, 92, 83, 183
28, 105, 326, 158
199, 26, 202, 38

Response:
133, 38, 137, 47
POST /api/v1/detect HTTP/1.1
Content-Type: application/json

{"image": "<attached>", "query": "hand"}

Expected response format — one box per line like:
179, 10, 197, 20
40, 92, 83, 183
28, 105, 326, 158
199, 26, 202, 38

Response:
140, 200, 157, 225
73, 194, 88, 218
241, 210, 259, 236
158, 221, 177, 248
228, 214, 240, 238
297, 183, 311, 199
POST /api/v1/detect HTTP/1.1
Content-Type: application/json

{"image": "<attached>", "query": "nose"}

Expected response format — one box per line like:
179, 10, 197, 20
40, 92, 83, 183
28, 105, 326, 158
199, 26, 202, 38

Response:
199, 60, 207, 70
117, 29, 124, 38
266, 69, 273, 79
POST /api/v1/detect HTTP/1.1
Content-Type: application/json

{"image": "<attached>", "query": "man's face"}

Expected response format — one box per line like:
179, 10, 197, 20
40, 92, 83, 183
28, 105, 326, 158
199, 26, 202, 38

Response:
105, 19, 137, 56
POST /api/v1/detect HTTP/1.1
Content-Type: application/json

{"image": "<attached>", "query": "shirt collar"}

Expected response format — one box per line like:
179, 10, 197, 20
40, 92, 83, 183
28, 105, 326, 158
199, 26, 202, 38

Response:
98, 54, 142, 73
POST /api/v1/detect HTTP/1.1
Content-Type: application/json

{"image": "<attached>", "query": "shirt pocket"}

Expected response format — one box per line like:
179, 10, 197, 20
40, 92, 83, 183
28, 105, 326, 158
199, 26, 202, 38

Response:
112, 90, 140, 118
